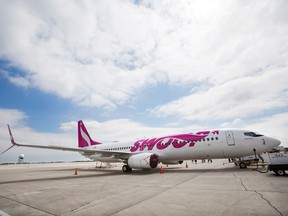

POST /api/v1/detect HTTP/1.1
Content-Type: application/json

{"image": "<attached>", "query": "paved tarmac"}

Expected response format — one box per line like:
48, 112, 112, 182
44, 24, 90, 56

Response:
0, 159, 287, 216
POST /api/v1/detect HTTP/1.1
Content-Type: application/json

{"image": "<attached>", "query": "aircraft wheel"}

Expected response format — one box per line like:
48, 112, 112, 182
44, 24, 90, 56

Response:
122, 165, 128, 172
122, 165, 132, 173
276, 170, 286, 176
239, 162, 247, 169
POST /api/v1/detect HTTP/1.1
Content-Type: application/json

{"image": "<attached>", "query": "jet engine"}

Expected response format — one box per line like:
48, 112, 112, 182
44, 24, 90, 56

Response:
128, 153, 159, 169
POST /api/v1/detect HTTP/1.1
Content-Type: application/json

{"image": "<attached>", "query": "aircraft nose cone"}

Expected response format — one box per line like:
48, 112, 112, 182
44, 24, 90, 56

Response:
274, 138, 281, 147
266, 137, 281, 149
269, 137, 281, 148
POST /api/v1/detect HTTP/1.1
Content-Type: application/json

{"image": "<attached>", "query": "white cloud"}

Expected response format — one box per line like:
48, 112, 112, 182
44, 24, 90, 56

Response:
0, 109, 27, 127
151, 67, 288, 120
0, 0, 287, 113
0, 0, 165, 109
220, 118, 246, 128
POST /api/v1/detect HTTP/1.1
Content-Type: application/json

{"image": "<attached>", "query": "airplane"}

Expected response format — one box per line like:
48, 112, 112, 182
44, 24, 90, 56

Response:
2, 120, 281, 172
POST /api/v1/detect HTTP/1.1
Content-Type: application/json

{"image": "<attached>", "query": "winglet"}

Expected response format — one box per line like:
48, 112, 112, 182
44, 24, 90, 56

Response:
1, 125, 17, 155
7, 124, 18, 146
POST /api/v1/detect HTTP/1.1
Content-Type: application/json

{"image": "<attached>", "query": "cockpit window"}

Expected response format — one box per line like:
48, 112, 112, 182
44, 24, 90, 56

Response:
244, 132, 263, 137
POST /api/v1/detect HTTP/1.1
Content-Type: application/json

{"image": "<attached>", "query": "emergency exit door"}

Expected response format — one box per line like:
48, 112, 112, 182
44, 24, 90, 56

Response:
225, 131, 235, 146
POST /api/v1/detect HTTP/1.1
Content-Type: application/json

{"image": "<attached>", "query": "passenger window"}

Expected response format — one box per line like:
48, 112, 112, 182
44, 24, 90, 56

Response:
203, 139, 205, 141
207, 138, 210, 141
211, 137, 214, 141
216, 137, 218, 140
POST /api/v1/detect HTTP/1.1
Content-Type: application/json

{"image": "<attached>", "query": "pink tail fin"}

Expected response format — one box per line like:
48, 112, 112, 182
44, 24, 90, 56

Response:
78, 120, 102, 148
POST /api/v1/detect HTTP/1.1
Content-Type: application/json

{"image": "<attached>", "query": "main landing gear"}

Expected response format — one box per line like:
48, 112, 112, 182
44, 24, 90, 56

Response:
122, 164, 132, 172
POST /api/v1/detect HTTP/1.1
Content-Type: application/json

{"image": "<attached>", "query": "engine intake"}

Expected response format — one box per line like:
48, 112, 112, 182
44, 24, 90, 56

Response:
128, 153, 159, 169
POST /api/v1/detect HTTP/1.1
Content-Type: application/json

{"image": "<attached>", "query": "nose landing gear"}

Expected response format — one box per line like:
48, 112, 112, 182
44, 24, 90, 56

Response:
239, 161, 247, 169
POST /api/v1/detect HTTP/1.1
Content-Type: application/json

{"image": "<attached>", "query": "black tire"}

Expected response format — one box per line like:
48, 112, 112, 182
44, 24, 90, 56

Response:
239, 162, 247, 169
276, 170, 286, 176
122, 165, 132, 173
122, 165, 128, 172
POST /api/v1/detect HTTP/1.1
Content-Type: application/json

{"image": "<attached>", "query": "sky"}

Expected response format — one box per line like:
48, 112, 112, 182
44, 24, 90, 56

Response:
0, 0, 287, 163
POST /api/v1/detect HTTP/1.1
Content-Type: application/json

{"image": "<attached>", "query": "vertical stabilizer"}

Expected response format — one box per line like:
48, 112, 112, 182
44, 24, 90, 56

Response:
78, 120, 102, 148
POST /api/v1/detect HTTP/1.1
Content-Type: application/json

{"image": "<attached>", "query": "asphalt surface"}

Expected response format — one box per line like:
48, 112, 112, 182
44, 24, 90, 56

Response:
0, 160, 287, 216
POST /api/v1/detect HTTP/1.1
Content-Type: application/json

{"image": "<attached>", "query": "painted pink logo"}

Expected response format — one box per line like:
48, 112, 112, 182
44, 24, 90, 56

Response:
130, 130, 219, 152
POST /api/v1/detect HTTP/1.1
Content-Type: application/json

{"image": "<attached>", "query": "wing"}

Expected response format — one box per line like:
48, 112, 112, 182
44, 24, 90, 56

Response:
2, 125, 133, 160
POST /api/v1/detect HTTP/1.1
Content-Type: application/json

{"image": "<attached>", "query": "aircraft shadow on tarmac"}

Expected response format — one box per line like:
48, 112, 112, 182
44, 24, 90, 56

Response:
2, 165, 282, 185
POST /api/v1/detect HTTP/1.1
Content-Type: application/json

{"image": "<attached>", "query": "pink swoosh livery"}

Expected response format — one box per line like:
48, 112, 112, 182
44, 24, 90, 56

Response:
3, 120, 281, 173
130, 133, 213, 152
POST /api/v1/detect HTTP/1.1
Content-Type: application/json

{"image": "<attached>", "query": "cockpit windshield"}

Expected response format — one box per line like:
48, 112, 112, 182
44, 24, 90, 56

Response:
244, 132, 263, 137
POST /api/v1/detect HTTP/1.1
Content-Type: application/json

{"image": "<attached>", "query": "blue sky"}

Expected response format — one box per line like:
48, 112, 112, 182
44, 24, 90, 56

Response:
0, 0, 287, 163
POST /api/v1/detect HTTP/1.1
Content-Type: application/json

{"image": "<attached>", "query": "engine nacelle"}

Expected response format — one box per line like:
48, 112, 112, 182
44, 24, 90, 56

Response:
162, 160, 183, 165
128, 153, 159, 169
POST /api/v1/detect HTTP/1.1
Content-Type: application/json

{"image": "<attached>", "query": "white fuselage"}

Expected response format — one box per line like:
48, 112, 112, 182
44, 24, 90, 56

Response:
81, 129, 280, 163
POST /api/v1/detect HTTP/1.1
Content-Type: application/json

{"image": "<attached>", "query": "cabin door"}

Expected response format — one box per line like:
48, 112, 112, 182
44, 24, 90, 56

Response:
225, 131, 235, 146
